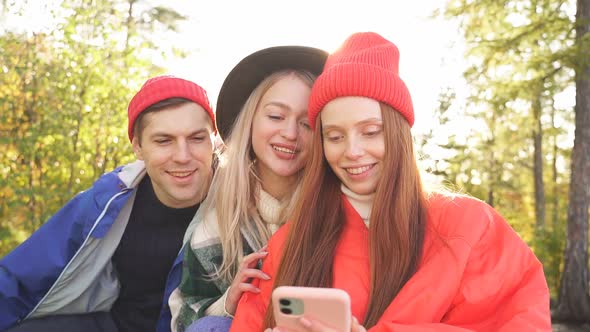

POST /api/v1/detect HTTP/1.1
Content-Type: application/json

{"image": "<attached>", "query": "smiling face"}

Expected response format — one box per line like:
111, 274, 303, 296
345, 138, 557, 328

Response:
320, 96, 385, 195
251, 74, 312, 187
132, 102, 214, 208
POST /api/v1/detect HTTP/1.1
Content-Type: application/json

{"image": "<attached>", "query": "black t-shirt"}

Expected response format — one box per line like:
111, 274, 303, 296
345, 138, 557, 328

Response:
111, 176, 198, 331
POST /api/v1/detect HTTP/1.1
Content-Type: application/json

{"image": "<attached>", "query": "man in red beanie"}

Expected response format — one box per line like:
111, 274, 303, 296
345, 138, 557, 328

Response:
0, 75, 218, 332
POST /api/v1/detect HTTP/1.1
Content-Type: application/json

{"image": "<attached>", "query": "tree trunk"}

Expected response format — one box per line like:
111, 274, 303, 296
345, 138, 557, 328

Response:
486, 108, 497, 207
555, 0, 590, 322
66, 84, 87, 197
488, 149, 495, 207
23, 41, 38, 232
66, 110, 82, 196
532, 87, 546, 228
124, 0, 136, 53
551, 107, 559, 228
37, 154, 44, 229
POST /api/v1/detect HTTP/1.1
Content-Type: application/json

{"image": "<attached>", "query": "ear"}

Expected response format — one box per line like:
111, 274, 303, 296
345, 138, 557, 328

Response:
132, 137, 144, 160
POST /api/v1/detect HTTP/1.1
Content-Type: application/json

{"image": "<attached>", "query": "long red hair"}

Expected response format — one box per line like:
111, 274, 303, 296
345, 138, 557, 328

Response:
263, 104, 428, 328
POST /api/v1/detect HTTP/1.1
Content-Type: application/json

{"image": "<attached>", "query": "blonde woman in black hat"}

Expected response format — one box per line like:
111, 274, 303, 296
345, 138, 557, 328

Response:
168, 46, 328, 332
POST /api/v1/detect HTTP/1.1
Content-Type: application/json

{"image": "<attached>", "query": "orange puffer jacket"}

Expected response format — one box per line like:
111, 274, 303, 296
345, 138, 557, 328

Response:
231, 194, 551, 331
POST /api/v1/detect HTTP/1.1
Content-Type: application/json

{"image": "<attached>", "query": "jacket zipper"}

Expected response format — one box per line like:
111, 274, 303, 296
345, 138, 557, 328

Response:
24, 189, 130, 320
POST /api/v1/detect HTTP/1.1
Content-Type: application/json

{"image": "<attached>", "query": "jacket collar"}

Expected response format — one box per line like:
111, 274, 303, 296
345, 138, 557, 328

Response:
118, 160, 147, 189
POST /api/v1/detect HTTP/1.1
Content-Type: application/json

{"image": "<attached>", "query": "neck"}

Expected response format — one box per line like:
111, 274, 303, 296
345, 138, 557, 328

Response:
256, 165, 297, 201
257, 187, 283, 227
341, 184, 375, 225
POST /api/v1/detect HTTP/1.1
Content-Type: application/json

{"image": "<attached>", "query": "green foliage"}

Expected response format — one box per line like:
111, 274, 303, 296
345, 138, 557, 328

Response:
430, 0, 578, 299
532, 181, 569, 298
0, 0, 187, 257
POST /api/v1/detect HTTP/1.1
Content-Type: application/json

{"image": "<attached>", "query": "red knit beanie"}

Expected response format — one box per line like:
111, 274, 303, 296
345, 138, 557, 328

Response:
127, 75, 215, 142
308, 32, 414, 129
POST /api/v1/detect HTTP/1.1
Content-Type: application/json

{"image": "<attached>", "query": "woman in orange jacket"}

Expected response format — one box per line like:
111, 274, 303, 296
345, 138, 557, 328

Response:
230, 31, 552, 332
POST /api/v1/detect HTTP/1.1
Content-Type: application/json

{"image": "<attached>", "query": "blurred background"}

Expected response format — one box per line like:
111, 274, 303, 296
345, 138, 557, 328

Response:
1, 0, 589, 329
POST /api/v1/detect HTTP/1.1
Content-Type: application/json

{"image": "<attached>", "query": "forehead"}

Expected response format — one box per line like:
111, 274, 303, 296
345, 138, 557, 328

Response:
259, 75, 311, 110
320, 97, 382, 127
142, 102, 213, 135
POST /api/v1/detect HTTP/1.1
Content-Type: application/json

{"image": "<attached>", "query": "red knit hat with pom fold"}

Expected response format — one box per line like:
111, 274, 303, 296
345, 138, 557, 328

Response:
308, 32, 414, 129
127, 75, 215, 142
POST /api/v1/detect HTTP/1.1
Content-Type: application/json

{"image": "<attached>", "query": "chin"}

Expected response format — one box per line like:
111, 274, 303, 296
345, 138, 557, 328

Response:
272, 167, 301, 178
349, 184, 377, 196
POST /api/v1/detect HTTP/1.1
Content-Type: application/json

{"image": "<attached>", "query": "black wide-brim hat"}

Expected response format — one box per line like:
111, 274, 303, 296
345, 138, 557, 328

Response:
216, 45, 329, 141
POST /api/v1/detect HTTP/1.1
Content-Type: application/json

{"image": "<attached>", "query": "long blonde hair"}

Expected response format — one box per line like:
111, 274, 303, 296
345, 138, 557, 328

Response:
208, 70, 316, 284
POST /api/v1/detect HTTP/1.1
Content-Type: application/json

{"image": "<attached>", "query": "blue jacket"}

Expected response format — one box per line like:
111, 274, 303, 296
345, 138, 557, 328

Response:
0, 161, 184, 332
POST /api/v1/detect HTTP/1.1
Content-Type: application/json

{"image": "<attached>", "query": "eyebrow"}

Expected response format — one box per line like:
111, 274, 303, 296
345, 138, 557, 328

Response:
149, 128, 210, 139
322, 117, 383, 131
263, 101, 310, 120
263, 101, 291, 111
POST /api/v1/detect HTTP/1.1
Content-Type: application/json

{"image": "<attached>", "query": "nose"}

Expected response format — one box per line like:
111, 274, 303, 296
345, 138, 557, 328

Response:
345, 137, 364, 160
280, 118, 298, 141
173, 140, 191, 163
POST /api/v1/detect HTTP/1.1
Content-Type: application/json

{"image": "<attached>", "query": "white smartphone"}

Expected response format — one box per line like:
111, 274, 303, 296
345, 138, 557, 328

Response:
272, 286, 352, 332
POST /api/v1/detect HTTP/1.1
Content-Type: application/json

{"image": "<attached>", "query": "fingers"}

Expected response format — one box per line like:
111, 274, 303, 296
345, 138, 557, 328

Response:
292, 316, 365, 332
237, 268, 271, 282
351, 316, 366, 332
240, 250, 269, 269
225, 279, 266, 316
228, 277, 263, 304
299, 317, 338, 332
234, 247, 270, 286
235, 281, 261, 294
227, 268, 269, 300
227, 247, 272, 315
231, 267, 270, 291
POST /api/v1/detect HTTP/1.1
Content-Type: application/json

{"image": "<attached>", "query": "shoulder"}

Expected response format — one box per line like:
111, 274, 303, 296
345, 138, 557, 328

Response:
81, 164, 139, 210
114, 160, 146, 188
88, 162, 139, 195
426, 192, 498, 247
190, 208, 220, 246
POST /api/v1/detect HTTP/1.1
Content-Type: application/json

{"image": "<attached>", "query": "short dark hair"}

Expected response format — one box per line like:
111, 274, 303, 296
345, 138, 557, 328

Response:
133, 97, 193, 145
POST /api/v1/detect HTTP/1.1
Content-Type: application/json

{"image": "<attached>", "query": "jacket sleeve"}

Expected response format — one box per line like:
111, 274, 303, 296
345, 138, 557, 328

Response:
172, 245, 223, 332
370, 204, 552, 332
0, 188, 101, 330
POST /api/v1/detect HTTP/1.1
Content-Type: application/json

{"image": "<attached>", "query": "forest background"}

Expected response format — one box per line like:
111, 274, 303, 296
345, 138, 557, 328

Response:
1, 0, 589, 326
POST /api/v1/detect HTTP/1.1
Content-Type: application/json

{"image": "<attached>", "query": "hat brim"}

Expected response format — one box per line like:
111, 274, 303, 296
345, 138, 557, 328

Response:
216, 46, 328, 141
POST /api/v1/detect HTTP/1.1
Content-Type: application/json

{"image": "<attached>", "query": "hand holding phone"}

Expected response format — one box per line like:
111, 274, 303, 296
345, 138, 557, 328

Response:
272, 286, 352, 332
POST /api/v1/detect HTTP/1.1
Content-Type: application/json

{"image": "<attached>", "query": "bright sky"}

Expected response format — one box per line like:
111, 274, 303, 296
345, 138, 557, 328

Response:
164, 0, 468, 136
